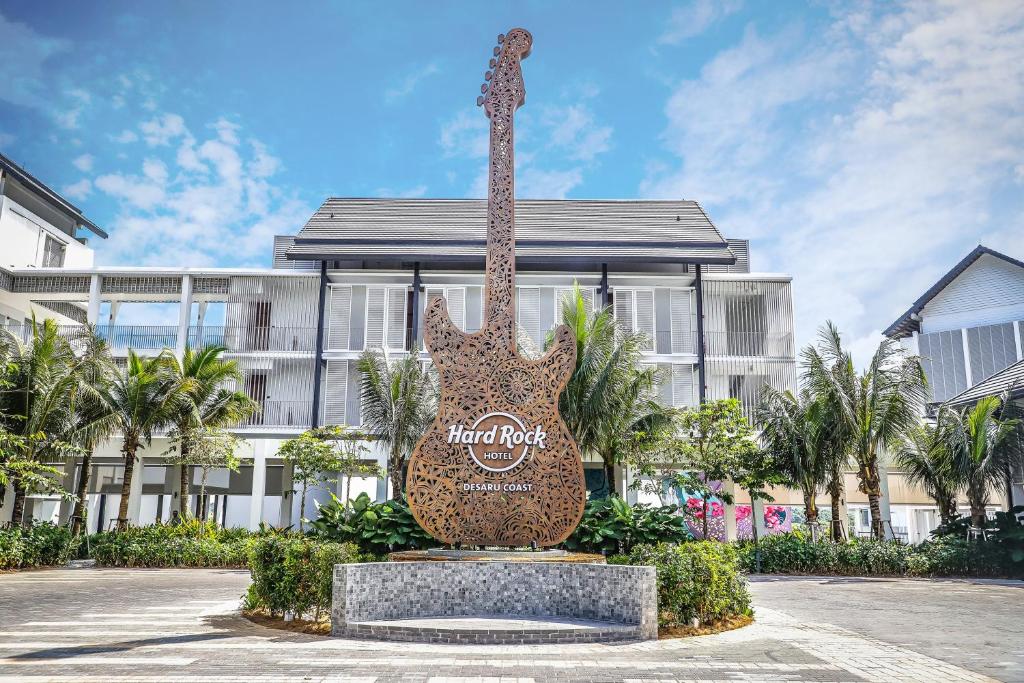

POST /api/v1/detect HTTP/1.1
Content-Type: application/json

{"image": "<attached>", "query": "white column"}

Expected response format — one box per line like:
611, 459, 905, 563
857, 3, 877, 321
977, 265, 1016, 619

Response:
278, 461, 294, 528
723, 478, 737, 542
878, 464, 894, 540
0, 485, 14, 524
108, 301, 121, 326
166, 464, 183, 517
57, 460, 79, 526
126, 455, 146, 525
249, 456, 267, 530
175, 274, 193, 359
751, 498, 768, 539
1014, 321, 1022, 361
961, 329, 973, 387
87, 274, 102, 325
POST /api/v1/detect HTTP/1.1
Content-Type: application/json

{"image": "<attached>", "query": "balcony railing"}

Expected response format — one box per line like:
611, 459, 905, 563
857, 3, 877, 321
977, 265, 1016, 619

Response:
704, 331, 795, 358
238, 400, 312, 428
189, 326, 316, 353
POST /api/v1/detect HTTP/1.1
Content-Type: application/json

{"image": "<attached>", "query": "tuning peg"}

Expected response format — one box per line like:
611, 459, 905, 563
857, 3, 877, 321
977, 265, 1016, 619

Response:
480, 83, 488, 94
498, 33, 505, 43
484, 71, 492, 81
476, 95, 485, 107
489, 58, 496, 68
493, 46, 500, 56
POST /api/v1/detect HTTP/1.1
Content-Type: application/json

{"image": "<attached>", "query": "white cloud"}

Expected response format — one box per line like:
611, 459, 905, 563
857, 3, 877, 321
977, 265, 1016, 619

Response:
658, 0, 743, 45
374, 184, 428, 198
542, 104, 612, 162
518, 168, 583, 199
140, 113, 188, 146
385, 62, 440, 103
113, 129, 138, 144
0, 131, 14, 147
439, 109, 489, 158
95, 113, 311, 268
55, 89, 91, 130
62, 178, 92, 200
0, 11, 69, 110
73, 153, 94, 172
644, 2, 1024, 367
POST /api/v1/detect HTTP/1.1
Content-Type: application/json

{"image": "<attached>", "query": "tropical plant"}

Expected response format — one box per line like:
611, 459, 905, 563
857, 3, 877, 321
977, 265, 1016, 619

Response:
66, 326, 118, 535
756, 387, 829, 534
163, 345, 257, 519
563, 496, 691, 555
803, 322, 926, 539
309, 492, 437, 553
356, 348, 437, 495
945, 394, 1023, 527
555, 285, 673, 494
895, 413, 960, 525
0, 318, 80, 525
278, 428, 343, 531
99, 350, 186, 527
168, 426, 244, 523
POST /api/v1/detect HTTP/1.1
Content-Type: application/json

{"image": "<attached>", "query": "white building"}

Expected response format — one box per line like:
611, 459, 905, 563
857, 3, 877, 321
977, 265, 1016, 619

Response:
0, 161, 798, 531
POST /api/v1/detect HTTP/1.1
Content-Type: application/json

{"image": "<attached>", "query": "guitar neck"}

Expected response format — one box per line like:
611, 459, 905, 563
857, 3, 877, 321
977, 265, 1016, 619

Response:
483, 105, 517, 341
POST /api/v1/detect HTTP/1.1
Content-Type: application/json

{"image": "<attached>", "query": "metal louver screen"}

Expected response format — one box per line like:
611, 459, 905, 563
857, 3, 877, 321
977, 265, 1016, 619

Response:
364, 287, 386, 349
670, 288, 694, 354
426, 288, 466, 332
671, 364, 697, 407
635, 290, 655, 352
517, 287, 542, 346
327, 286, 352, 350
918, 329, 968, 402
967, 322, 1017, 385
613, 289, 634, 332
324, 360, 348, 426
386, 288, 407, 349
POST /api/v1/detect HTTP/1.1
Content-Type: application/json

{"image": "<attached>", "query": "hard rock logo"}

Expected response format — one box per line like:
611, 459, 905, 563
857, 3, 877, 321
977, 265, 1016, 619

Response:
446, 411, 546, 473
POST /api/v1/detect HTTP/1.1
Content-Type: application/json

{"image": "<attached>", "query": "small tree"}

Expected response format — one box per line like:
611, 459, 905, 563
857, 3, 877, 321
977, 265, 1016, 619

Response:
279, 428, 344, 531
896, 413, 960, 526
167, 426, 242, 523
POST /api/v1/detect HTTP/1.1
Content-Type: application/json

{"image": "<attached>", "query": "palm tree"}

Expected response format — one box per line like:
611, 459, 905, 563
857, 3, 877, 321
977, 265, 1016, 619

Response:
357, 348, 437, 495
895, 413, 960, 525
756, 386, 830, 530
163, 346, 257, 520
66, 327, 118, 535
0, 318, 79, 526
945, 394, 1023, 528
100, 350, 186, 527
556, 287, 673, 494
803, 322, 926, 539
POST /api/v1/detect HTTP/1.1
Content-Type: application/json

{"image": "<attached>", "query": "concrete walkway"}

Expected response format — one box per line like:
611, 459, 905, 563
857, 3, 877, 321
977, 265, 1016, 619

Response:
0, 567, 1019, 682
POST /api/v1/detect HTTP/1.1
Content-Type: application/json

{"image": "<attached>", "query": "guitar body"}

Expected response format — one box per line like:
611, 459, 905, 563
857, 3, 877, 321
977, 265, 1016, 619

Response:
405, 28, 587, 547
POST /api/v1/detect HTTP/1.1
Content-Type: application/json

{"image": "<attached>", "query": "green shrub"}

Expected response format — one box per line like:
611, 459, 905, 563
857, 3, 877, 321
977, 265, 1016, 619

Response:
87, 521, 258, 568
627, 542, 751, 627
563, 496, 692, 555
308, 493, 437, 554
246, 535, 362, 619
0, 523, 76, 570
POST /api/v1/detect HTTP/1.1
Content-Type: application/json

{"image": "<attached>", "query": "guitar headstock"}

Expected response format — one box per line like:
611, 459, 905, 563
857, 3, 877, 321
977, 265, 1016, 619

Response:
476, 28, 532, 118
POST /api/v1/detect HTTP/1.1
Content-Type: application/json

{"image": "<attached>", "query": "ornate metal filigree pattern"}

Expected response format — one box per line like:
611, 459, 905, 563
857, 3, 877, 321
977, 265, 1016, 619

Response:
406, 28, 586, 547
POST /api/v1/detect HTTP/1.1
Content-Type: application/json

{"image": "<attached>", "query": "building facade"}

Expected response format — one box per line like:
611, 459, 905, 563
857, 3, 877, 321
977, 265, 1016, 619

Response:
0, 184, 798, 532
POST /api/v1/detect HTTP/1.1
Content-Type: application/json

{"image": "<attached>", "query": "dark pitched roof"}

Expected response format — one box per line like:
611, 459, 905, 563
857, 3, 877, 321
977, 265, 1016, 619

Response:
286, 198, 737, 265
883, 246, 1024, 339
0, 152, 107, 239
945, 358, 1024, 407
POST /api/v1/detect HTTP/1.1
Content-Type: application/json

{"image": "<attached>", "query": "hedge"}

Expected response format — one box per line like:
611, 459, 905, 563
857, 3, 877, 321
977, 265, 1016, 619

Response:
614, 541, 752, 627
0, 523, 78, 570
244, 535, 363, 619
86, 520, 256, 568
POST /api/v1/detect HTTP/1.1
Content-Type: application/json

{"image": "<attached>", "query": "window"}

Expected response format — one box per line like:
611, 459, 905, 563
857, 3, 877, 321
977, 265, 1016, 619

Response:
554, 287, 596, 326
669, 288, 695, 354
326, 285, 352, 351
323, 360, 348, 425
516, 287, 542, 348
365, 287, 408, 350
42, 235, 66, 268
425, 287, 466, 332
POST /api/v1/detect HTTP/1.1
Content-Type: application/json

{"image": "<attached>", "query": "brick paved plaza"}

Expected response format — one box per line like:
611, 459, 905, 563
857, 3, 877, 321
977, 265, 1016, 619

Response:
0, 568, 1021, 682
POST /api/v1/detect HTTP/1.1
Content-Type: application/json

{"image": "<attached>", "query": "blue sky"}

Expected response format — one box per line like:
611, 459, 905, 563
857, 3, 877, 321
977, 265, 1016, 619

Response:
0, 0, 1021, 361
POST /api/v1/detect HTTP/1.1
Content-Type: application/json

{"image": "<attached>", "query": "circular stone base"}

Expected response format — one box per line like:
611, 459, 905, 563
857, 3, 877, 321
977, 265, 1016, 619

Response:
388, 549, 605, 563
339, 615, 642, 644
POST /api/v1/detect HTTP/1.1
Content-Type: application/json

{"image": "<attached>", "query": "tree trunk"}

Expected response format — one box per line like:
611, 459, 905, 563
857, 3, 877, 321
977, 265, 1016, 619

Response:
604, 461, 616, 498
179, 465, 190, 520
701, 496, 709, 540
867, 492, 884, 540
117, 442, 137, 528
802, 488, 819, 529
10, 481, 25, 527
299, 480, 308, 531
71, 450, 93, 536
828, 473, 845, 541
200, 469, 209, 523
969, 503, 987, 529
389, 449, 406, 498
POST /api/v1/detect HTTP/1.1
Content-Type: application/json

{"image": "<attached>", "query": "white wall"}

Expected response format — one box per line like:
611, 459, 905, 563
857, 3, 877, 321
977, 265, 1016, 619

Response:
0, 196, 94, 269
922, 254, 1024, 334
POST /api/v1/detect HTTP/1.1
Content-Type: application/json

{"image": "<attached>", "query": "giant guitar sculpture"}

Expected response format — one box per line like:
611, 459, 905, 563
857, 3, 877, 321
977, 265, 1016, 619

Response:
406, 28, 586, 547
